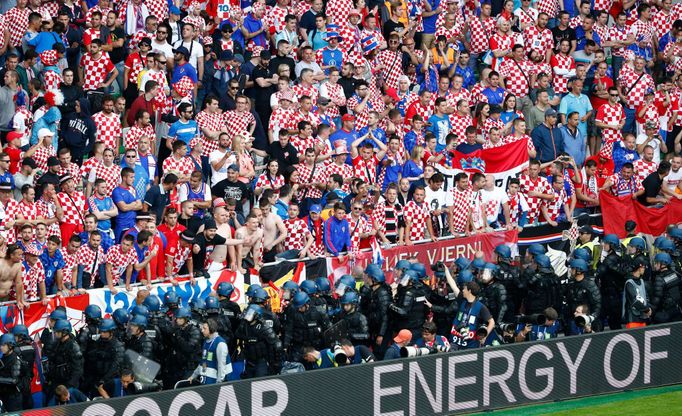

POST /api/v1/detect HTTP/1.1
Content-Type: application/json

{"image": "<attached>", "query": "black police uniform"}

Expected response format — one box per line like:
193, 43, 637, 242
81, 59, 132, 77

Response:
162, 322, 202, 389
496, 260, 522, 315
282, 306, 331, 361
83, 336, 125, 397
340, 309, 370, 345
235, 319, 283, 378
46, 334, 83, 396
480, 280, 510, 324
390, 283, 428, 339
597, 249, 626, 330
651, 268, 682, 323
0, 348, 22, 411
219, 298, 243, 332
15, 337, 36, 410
524, 266, 561, 315
126, 332, 156, 361
565, 276, 602, 333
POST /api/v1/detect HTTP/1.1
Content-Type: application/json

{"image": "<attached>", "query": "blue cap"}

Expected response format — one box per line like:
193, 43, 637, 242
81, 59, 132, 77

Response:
220, 50, 235, 61
169, 5, 181, 15
309, 204, 322, 214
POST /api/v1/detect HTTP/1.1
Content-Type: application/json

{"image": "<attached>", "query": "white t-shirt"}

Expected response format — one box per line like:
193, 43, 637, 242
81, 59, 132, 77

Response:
664, 168, 682, 193
209, 149, 236, 186
635, 133, 662, 165
152, 40, 174, 60
172, 39, 204, 72
481, 187, 507, 223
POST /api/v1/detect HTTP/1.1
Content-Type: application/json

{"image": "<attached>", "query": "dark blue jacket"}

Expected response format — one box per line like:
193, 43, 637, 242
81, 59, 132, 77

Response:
324, 216, 352, 256
531, 123, 564, 163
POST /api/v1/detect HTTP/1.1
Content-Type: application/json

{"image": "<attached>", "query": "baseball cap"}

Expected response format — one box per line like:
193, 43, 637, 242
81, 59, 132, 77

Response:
309, 204, 322, 214
227, 163, 239, 172
180, 231, 195, 243
579, 225, 594, 234
317, 97, 331, 106
204, 219, 218, 230
47, 156, 60, 167
393, 329, 412, 344
172, 46, 190, 59
22, 158, 36, 169
544, 108, 558, 117
213, 198, 227, 208
341, 114, 356, 122
38, 128, 54, 138
138, 37, 152, 47
6, 131, 22, 143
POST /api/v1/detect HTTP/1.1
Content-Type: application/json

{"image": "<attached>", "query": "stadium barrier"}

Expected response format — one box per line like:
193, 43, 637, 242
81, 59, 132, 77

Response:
33, 321, 682, 415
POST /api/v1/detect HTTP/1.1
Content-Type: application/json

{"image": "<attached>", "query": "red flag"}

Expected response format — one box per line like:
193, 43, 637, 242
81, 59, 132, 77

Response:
600, 191, 682, 237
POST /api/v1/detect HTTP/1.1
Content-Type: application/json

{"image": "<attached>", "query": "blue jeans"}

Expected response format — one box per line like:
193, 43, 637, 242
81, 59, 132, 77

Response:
468, 52, 480, 74
623, 107, 636, 134
275, 249, 301, 260
612, 56, 624, 83
113, 61, 125, 96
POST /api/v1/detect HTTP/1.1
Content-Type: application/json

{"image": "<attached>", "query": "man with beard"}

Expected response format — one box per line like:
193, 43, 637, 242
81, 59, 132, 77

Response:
211, 164, 250, 214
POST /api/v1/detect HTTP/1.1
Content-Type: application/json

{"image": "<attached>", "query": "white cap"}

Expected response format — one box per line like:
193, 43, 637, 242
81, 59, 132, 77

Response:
38, 128, 54, 138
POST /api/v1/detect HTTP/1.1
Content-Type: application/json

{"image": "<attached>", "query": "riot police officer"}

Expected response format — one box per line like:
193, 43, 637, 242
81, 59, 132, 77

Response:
651, 253, 682, 323
217, 282, 242, 332
206, 296, 234, 347
162, 307, 202, 389
235, 304, 283, 378
364, 264, 392, 359
572, 248, 595, 281
250, 287, 281, 336
0, 334, 22, 411
40, 308, 67, 361
626, 237, 651, 281
597, 234, 627, 330
163, 291, 181, 318
282, 292, 331, 362
143, 295, 167, 360
301, 280, 327, 315
565, 259, 602, 334
339, 292, 369, 345
126, 315, 155, 361
12, 325, 35, 410
427, 265, 462, 337
316, 277, 334, 315
46, 320, 83, 402
494, 245, 521, 315
479, 263, 510, 324
77, 305, 102, 352
84, 319, 125, 398
389, 270, 427, 340
112, 308, 130, 343
622, 258, 652, 328
190, 298, 207, 326
524, 254, 561, 315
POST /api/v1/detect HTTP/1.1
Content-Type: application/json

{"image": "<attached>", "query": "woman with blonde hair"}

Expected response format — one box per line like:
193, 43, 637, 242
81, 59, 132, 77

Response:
401, 146, 425, 183
232, 133, 256, 184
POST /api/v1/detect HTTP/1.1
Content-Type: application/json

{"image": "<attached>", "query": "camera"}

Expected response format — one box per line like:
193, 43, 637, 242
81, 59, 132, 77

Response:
431, 261, 445, 273
499, 323, 517, 333
332, 344, 348, 365
574, 314, 594, 328
400, 346, 431, 358
516, 314, 546, 326
475, 326, 489, 339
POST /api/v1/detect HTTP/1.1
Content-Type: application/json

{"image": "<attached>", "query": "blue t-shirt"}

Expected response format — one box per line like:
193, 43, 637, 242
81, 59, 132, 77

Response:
168, 120, 199, 151
329, 129, 359, 164
40, 249, 65, 289
402, 160, 423, 180
111, 186, 138, 228
357, 126, 387, 147
480, 87, 505, 105
89, 196, 115, 231
422, 0, 442, 34
427, 114, 452, 152
171, 62, 198, 85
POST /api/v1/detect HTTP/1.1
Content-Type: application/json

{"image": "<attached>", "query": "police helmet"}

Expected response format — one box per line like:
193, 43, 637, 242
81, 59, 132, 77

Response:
0, 334, 16, 347
84, 305, 102, 320
49, 309, 67, 321
99, 318, 116, 333
341, 291, 359, 305
410, 263, 427, 279
573, 248, 591, 263
251, 287, 269, 304
12, 324, 29, 338
602, 234, 620, 246
402, 269, 420, 283
217, 282, 235, 298
163, 291, 180, 307
535, 254, 552, 269
471, 258, 486, 270
528, 243, 546, 256
659, 239, 676, 253
300, 280, 318, 295
175, 307, 192, 319
654, 236, 667, 249
282, 280, 299, 292
455, 257, 471, 271
292, 292, 310, 309
365, 263, 385, 283
190, 298, 206, 312
53, 319, 72, 334
131, 304, 149, 318
669, 228, 682, 240
483, 262, 498, 272
243, 304, 263, 322
628, 237, 646, 250
129, 314, 148, 329
654, 252, 673, 266
143, 295, 161, 312
339, 275, 356, 290
569, 259, 589, 273
112, 308, 130, 325
205, 296, 220, 311
395, 260, 412, 271
457, 270, 474, 285
315, 277, 331, 293
494, 245, 512, 259
246, 284, 262, 298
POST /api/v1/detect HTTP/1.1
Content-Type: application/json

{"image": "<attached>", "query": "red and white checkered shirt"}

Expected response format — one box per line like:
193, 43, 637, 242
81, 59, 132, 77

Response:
21, 261, 45, 302
283, 217, 310, 251
403, 200, 430, 242
515, 7, 538, 28
663, 42, 682, 72
162, 155, 195, 177
339, 24, 362, 56
0, 199, 18, 244
630, 19, 655, 49
290, 136, 316, 158
609, 25, 631, 58
17, 200, 39, 226
296, 163, 323, 200
146, 0, 168, 21
347, 214, 371, 253
76, 243, 105, 287
125, 124, 155, 151
347, 95, 373, 130
80, 53, 115, 92
287, 110, 321, 133
449, 113, 473, 144
542, 186, 568, 221
326, 0, 354, 25
166, 241, 190, 276
320, 82, 345, 119
223, 110, 256, 139
594, 24, 610, 45
291, 83, 319, 105
352, 155, 379, 185
504, 134, 536, 155
377, 49, 404, 90
147, 69, 171, 114
619, 70, 655, 109
596, 103, 625, 145
482, 118, 505, 140
489, 32, 513, 70
536, 0, 559, 18
62, 250, 79, 286
254, 173, 285, 195
92, 111, 122, 150
195, 110, 223, 156
569, 15, 584, 30
467, 14, 496, 54
36, 198, 60, 238
5, 6, 30, 48
91, 163, 122, 196
550, 53, 576, 94
269, 107, 293, 131
523, 25, 554, 57
499, 58, 536, 98
265, 5, 294, 33
519, 175, 552, 224
57, 191, 86, 225
124, 52, 148, 85
43, 69, 62, 92
33, 145, 56, 173
405, 101, 433, 127
106, 244, 138, 285
593, 0, 613, 11
321, 163, 353, 193
450, 187, 473, 233
633, 159, 658, 182
608, 172, 643, 196
81, 157, 101, 181
85, 6, 112, 26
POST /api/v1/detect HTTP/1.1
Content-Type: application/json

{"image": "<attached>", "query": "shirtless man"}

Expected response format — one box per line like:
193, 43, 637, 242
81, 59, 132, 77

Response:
206, 206, 244, 272
235, 214, 264, 271
0, 245, 25, 308
259, 199, 287, 264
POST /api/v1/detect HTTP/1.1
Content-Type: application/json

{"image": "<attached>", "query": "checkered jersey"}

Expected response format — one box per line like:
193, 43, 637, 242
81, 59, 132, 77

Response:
482, 118, 505, 140
195, 110, 223, 156
352, 155, 379, 185
519, 174, 552, 224
608, 173, 643, 196
405, 101, 433, 127
596, 102, 626, 146
283, 218, 310, 251
62, 251, 78, 285
17, 200, 39, 225
57, 191, 86, 225
663, 42, 682, 72
321, 163, 353, 193
619, 70, 655, 109
468, 15, 496, 54
536, 0, 559, 18
146, 0, 168, 21
489, 32, 513, 70
347, 214, 371, 253
287, 110, 321, 133
92, 111, 122, 150
326, 0, 354, 25
166, 242, 190, 276
106, 244, 138, 285
291, 135, 316, 157
321, 82, 345, 119
450, 187, 472, 233
80, 53, 115, 91
630, 19, 655, 49
42, 69, 62, 92
162, 156, 195, 177
633, 159, 658, 182
296, 163, 323, 200
449, 113, 473, 144
125, 125, 155, 150
499, 58, 535, 98
36, 198, 60, 238
131, 30, 155, 49
0, 199, 18, 244
81, 157, 101, 181
76, 244, 105, 286
223, 110, 256, 139
92, 163, 122, 196
5, 7, 30, 48
593, 0, 613, 11
550, 53, 575, 94
523, 25, 554, 57
265, 5, 293, 34
21, 261, 45, 302
542, 186, 568, 221
269, 107, 293, 131
569, 15, 584, 30
377, 49, 404, 90
254, 173, 285, 195
125, 52, 147, 85
504, 134, 536, 154
515, 7, 538, 28
291, 83, 319, 105
347, 95, 373, 130
609, 25, 631, 57
147, 69, 171, 114
33, 145, 56, 173
448, 88, 471, 107
636, 102, 661, 130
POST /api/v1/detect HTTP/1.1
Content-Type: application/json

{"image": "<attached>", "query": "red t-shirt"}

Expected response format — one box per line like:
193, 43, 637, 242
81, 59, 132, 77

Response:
5, 146, 22, 174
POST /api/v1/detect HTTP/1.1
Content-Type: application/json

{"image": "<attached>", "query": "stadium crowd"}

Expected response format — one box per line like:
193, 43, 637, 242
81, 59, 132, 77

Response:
0, 0, 681, 410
